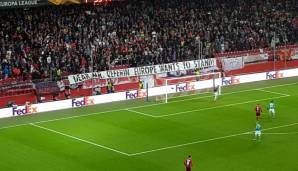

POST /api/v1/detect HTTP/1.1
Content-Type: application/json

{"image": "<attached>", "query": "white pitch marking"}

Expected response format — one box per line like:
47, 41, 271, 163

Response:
256, 89, 290, 96
246, 132, 298, 135
128, 122, 298, 156
166, 91, 210, 100
126, 109, 157, 118
154, 95, 289, 118
262, 132, 298, 135
127, 82, 298, 110
30, 123, 130, 156
34, 109, 122, 124
0, 123, 28, 130
0, 109, 124, 131
0, 82, 296, 130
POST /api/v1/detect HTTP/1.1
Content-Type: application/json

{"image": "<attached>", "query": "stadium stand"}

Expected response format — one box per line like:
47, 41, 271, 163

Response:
0, 0, 297, 106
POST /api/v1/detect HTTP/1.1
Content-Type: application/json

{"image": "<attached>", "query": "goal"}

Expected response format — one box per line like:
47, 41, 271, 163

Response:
155, 72, 221, 103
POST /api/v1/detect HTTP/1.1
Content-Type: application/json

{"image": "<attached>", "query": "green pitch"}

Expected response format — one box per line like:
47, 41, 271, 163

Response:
0, 77, 298, 171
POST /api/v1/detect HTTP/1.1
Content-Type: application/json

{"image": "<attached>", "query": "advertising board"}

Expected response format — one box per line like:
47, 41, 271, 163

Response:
125, 90, 147, 100
72, 97, 95, 107
12, 104, 38, 116
222, 76, 240, 86
0, 68, 298, 119
266, 71, 284, 80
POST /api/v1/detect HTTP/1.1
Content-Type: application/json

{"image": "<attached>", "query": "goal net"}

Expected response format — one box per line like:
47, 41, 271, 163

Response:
154, 72, 221, 103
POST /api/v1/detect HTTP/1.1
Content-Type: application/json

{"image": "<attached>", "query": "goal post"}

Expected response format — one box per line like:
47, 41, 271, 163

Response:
125, 72, 222, 104
155, 72, 222, 103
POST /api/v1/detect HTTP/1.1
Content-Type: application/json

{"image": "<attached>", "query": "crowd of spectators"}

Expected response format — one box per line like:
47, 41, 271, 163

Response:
0, 0, 297, 81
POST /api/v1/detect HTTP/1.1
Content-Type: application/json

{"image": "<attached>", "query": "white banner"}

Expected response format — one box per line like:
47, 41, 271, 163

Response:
243, 51, 268, 64
222, 57, 244, 71
68, 58, 217, 84
292, 48, 298, 60
140, 75, 155, 88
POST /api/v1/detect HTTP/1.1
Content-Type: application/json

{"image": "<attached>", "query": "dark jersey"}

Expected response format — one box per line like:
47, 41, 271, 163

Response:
255, 105, 262, 114
214, 86, 219, 93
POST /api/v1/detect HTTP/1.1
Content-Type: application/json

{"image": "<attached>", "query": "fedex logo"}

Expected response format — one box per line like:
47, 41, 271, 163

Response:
72, 97, 95, 107
176, 83, 195, 92
12, 105, 37, 116
222, 77, 240, 86
266, 71, 284, 80
126, 90, 147, 99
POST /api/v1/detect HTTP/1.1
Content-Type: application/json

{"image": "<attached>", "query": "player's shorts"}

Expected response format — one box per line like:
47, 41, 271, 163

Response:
255, 130, 261, 136
256, 112, 260, 116
269, 109, 275, 114
214, 92, 218, 96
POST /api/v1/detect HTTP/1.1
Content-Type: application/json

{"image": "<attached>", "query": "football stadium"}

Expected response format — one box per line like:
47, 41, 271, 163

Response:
0, 0, 298, 171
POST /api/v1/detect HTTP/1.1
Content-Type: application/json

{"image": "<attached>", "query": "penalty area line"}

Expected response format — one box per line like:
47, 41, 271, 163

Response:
30, 123, 130, 156
262, 132, 298, 135
247, 132, 298, 135
256, 89, 290, 96
128, 122, 298, 156
155, 95, 290, 118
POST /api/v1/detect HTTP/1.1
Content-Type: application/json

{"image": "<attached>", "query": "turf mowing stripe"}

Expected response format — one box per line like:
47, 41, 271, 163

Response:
0, 82, 297, 130
153, 95, 289, 118
30, 123, 130, 156
128, 122, 298, 156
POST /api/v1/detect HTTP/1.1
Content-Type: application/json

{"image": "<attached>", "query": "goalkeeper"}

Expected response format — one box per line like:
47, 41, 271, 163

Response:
213, 85, 221, 101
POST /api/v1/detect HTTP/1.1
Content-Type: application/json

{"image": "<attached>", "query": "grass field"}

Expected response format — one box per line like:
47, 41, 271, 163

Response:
0, 77, 298, 171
